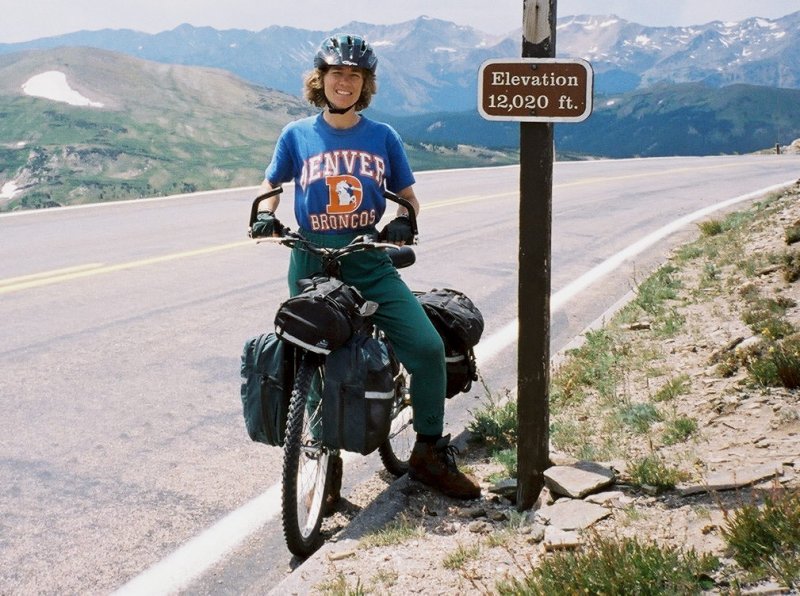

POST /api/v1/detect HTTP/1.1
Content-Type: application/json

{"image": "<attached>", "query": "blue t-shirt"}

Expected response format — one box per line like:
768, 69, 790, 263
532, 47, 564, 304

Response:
265, 113, 415, 234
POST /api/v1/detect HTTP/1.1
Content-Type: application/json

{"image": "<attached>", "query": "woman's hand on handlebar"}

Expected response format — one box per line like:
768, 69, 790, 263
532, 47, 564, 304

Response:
249, 210, 285, 238
378, 216, 414, 246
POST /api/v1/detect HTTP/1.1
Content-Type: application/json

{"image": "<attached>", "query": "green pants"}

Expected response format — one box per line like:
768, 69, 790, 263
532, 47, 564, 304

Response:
288, 229, 446, 435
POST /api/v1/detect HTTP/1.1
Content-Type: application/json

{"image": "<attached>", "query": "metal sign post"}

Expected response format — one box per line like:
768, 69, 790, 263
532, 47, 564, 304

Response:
478, 0, 593, 510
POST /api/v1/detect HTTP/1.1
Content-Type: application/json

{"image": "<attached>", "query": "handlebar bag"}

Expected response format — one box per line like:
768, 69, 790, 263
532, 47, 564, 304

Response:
274, 275, 367, 355
321, 332, 395, 455
240, 332, 296, 446
416, 288, 484, 398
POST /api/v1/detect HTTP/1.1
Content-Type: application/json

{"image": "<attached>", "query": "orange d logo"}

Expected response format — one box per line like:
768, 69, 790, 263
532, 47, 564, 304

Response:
326, 175, 363, 214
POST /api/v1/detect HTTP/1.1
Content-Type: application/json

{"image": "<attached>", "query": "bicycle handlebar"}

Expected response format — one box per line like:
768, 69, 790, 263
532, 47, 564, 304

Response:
248, 186, 419, 241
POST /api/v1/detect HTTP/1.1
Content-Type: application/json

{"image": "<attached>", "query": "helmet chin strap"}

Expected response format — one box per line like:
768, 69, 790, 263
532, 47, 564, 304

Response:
325, 96, 358, 115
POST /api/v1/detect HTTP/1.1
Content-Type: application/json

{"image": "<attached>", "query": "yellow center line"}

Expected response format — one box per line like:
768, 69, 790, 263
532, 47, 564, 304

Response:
0, 240, 251, 295
0, 263, 106, 287
554, 161, 743, 189
0, 161, 753, 295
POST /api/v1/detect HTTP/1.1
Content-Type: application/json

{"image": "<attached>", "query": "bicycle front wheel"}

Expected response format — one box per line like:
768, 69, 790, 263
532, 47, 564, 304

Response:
281, 354, 330, 558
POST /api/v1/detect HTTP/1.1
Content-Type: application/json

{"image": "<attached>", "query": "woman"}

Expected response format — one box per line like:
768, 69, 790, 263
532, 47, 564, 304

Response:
253, 34, 480, 506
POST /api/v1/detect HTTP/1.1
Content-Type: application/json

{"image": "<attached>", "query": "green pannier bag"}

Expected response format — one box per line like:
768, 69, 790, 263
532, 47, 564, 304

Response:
240, 332, 295, 446
321, 332, 395, 455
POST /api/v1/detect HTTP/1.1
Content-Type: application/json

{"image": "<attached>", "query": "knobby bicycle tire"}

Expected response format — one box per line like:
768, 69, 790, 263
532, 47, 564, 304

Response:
377, 366, 415, 477
281, 354, 330, 557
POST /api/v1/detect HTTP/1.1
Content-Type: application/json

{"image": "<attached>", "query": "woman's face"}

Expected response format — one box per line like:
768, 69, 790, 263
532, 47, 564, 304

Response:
323, 66, 364, 111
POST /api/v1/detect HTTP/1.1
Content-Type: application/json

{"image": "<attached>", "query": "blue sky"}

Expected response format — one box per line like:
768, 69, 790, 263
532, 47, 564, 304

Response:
1, 0, 798, 43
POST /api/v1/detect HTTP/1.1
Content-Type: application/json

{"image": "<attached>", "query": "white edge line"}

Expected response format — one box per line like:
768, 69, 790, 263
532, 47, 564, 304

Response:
113, 484, 281, 596
113, 180, 794, 595
475, 180, 794, 364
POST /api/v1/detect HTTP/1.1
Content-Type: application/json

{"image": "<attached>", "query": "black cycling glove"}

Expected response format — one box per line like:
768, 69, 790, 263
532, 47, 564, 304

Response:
250, 211, 284, 238
379, 215, 414, 244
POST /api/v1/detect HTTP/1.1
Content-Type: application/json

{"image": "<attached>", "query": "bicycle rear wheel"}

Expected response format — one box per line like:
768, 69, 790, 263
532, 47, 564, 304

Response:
281, 354, 330, 558
378, 369, 415, 476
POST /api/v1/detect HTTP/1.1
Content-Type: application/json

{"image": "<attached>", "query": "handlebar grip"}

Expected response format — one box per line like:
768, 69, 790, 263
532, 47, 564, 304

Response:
382, 189, 419, 240
249, 186, 284, 228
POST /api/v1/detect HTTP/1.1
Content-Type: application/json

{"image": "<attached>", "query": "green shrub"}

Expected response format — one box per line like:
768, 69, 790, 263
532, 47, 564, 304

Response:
633, 265, 682, 316
496, 535, 718, 595
721, 487, 800, 588
494, 448, 517, 478
551, 329, 621, 403
627, 455, 687, 491
747, 337, 800, 389
616, 402, 662, 434
468, 393, 517, 453
663, 416, 698, 445
742, 297, 795, 339
785, 222, 800, 245
783, 251, 800, 283
653, 374, 691, 402
698, 219, 725, 237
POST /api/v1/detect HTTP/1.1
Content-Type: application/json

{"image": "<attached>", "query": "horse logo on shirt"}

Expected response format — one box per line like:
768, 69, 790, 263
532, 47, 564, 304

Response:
326, 175, 363, 214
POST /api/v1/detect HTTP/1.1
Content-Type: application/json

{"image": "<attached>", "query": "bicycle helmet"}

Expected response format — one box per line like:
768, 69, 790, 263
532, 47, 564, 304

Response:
314, 34, 378, 73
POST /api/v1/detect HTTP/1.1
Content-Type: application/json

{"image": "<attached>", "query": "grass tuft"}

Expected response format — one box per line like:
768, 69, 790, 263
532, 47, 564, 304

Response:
721, 486, 800, 588
467, 391, 517, 454
360, 514, 424, 549
627, 454, 688, 491
495, 534, 719, 595
442, 543, 481, 570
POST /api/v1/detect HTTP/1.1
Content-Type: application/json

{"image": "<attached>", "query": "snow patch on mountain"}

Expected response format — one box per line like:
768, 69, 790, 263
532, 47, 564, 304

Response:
21, 71, 104, 108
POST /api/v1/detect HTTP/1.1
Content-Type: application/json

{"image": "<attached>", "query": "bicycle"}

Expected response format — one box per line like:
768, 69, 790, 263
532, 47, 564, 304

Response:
250, 187, 419, 557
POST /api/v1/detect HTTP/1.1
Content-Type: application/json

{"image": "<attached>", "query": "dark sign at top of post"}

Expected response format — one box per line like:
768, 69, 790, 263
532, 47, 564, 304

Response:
478, 58, 593, 122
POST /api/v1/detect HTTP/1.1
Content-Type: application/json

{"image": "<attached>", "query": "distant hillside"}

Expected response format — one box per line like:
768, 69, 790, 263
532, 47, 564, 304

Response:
0, 47, 514, 211
385, 83, 800, 158
559, 83, 800, 157
0, 47, 313, 210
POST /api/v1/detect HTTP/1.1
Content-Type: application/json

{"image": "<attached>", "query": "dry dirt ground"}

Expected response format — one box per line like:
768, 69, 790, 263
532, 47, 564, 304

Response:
287, 179, 800, 595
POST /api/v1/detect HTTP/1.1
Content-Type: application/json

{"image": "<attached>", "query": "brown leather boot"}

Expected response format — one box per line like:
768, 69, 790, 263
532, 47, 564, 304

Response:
408, 435, 480, 500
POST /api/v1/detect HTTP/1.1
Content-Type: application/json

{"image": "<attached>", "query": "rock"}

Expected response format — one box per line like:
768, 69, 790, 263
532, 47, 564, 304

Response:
328, 549, 357, 561
544, 461, 616, 498
677, 462, 785, 496
735, 336, 764, 355
543, 527, 583, 550
468, 520, 492, 534
756, 264, 781, 276
535, 500, 612, 530
489, 478, 517, 501
584, 490, 632, 506
458, 507, 486, 519
523, 522, 547, 542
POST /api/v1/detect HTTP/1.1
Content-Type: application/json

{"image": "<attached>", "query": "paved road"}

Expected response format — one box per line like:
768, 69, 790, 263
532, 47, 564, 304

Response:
1, 154, 798, 593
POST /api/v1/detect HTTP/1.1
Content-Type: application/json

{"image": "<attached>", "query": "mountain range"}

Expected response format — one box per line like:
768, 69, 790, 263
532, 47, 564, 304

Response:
1, 12, 799, 115
1, 13, 799, 210
0, 47, 515, 211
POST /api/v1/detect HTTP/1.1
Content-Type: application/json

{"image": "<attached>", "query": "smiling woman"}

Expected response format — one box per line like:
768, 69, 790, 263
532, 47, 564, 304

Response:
21, 71, 104, 108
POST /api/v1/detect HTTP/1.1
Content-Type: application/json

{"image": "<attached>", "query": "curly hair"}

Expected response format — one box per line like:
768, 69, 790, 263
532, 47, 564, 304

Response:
303, 67, 377, 112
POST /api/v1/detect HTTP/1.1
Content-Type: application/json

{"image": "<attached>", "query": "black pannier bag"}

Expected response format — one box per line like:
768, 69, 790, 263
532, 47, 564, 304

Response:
240, 332, 295, 446
274, 275, 371, 355
416, 288, 484, 398
321, 332, 395, 455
